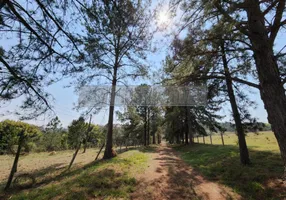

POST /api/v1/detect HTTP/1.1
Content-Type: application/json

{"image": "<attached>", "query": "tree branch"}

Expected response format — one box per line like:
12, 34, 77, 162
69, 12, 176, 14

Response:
269, 0, 286, 45
0, 0, 7, 10
0, 55, 52, 110
214, 0, 249, 36
34, 0, 82, 54
183, 74, 260, 89
262, 0, 279, 16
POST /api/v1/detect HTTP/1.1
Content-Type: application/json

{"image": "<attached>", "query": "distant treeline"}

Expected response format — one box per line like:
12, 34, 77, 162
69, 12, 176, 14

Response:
220, 122, 272, 133
0, 118, 106, 155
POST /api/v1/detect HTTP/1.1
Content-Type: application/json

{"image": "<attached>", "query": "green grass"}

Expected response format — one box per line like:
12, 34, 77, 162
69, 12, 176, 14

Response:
198, 131, 280, 152
174, 142, 285, 200
1, 149, 149, 200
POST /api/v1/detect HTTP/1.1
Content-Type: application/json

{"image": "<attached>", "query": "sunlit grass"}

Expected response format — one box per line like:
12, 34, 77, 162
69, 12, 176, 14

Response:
174, 134, 285, 200
197, 131, 280, 152
2, 149, 150, 200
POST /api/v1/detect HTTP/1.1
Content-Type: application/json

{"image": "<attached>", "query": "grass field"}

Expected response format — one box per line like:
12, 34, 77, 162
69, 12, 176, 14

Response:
1, 132, 284, 200
196, 131, 280, 152
0, 148, 102, 184
0, 148, 151, 200
174, 131, 285, 200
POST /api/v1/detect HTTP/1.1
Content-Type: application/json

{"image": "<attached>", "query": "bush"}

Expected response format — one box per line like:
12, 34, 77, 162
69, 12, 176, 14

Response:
23, 142, 37, 153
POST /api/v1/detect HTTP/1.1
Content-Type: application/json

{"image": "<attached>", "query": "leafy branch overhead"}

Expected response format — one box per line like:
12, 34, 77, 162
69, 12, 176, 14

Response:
0, 0, 83, 119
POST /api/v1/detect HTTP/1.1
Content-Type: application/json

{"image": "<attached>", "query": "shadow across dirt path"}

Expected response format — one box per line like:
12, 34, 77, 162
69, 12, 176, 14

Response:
131, 143, 241, 200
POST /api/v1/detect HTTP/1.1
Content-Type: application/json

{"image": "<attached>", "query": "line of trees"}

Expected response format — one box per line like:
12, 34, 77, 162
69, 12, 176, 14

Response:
164, 0, 286, 176
1, 0, 286, 180
117, 85, 163, 146
0, 116, 106, 190
0, 117, 105, 155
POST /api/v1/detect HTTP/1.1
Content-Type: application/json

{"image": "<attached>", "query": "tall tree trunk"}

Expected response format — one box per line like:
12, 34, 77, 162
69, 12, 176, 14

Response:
103, 66, 118, 159
185, 107, 189, 144
153, 113, 156, 144
221, 41, 250, 165
147, 107, 150, 145
189, 131, 194, 144
203, 136, 205, 144
144, 107, 147, 146
83, 115, 92, 153
246, 0, 286, 177
5, 133, 24, 190
210, 134, 213, 145
175, 121, 180, 144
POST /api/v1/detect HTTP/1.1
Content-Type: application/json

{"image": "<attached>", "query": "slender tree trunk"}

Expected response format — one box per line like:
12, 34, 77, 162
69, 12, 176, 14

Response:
95, 143, 105, 161
221, 41, 250, 165
152, 112, 156, 144
203, 136, 205, 144
210, 134, 213, 145
144, 107, 147, 146
5, 133, 24, 190
153, 131, 156, 144
185, 107, 189, 145
83, 115, 92, 153
175, 122, 180, 144
220, 132, 225, 146
103, 66, 118, 159
189, 131, 194, 145
68, 142, 81, 169
197, 136, 199, 143
245, 0, 286, 176
147, 107, 150, 145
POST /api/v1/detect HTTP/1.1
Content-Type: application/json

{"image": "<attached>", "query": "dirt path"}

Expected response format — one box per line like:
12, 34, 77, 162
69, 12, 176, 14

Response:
131, 143, 241, 200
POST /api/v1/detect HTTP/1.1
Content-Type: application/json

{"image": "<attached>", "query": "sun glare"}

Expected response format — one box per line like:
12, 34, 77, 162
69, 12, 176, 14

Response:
157, 9, 170, 28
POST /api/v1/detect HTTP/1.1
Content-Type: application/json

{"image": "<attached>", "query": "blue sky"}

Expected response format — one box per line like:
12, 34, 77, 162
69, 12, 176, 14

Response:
0, 1, 285, 127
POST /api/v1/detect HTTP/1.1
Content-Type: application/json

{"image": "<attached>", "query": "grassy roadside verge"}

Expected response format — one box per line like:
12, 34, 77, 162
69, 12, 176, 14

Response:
173, 144, 285, 200
1, 149, 150, 200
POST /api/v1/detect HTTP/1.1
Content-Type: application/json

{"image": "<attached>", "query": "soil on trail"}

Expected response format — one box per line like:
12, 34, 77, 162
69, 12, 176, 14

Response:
131, 143, 241, 200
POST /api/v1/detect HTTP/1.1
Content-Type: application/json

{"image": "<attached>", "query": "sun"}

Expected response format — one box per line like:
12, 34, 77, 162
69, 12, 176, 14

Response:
157, 9, 170, 28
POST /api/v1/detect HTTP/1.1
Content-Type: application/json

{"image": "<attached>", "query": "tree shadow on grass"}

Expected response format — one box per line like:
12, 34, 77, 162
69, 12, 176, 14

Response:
131, 145, 236, 200
0, 149, 147, 200
114, 145, 157, 155
0, 159, 106, 199
4, 168, 137, 200
157, 147, 200, 199
138, 145, 158, 153
173, 144, 286, 200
